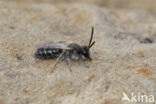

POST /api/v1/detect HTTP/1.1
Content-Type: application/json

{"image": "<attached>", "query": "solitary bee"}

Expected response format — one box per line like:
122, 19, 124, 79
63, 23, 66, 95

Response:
35, 27, 95, 72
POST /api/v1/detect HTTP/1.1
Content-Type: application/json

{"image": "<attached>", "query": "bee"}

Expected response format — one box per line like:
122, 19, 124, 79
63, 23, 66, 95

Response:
35, 27, 95, 72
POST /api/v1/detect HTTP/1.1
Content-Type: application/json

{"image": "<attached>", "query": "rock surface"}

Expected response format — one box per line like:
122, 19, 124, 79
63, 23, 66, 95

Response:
2, 0, 156, 15
0, 1, 156, 104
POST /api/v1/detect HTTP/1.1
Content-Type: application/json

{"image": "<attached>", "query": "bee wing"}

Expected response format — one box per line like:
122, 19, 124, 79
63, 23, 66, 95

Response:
36, 42, 71, 50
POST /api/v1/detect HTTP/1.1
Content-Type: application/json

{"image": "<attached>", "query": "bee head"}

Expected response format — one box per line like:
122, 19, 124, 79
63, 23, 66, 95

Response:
82, 27, 95, 60
81, 46, 91, 60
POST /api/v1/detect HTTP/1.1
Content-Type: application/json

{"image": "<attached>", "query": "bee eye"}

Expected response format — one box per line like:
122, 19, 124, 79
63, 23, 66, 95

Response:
83, 50, 86, 54
82, 46, 89, 56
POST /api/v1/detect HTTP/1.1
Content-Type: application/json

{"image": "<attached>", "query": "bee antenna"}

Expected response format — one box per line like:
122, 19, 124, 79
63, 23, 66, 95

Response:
88, 26, 94, 48
89, 41, 95, 48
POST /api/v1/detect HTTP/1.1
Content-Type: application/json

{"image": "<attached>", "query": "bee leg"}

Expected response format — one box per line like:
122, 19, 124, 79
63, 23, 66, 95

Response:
79, 55, 83, 61
52, 52, 65, 72
79, 55, 85, 65
66, 58, 72, 72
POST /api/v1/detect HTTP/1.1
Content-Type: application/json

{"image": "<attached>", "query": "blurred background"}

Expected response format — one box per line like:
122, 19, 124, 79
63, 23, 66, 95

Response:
3, 0, 156, 15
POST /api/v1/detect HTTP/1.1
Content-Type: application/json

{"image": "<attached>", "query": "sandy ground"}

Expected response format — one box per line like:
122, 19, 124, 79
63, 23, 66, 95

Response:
0, 1, 155, 104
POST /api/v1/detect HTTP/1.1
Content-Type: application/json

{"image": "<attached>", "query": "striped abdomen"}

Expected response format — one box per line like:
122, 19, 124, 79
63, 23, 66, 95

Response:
35, 48, 62, 59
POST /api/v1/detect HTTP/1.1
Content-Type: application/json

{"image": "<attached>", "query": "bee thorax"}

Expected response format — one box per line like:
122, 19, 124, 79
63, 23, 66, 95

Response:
70, 54, 80, 60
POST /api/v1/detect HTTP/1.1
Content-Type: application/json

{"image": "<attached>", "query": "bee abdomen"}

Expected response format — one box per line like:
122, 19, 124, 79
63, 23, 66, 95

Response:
35, 48, 62, 59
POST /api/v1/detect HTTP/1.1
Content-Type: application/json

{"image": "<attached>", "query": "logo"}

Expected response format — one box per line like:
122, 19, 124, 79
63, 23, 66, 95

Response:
122, 92, 155, 103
